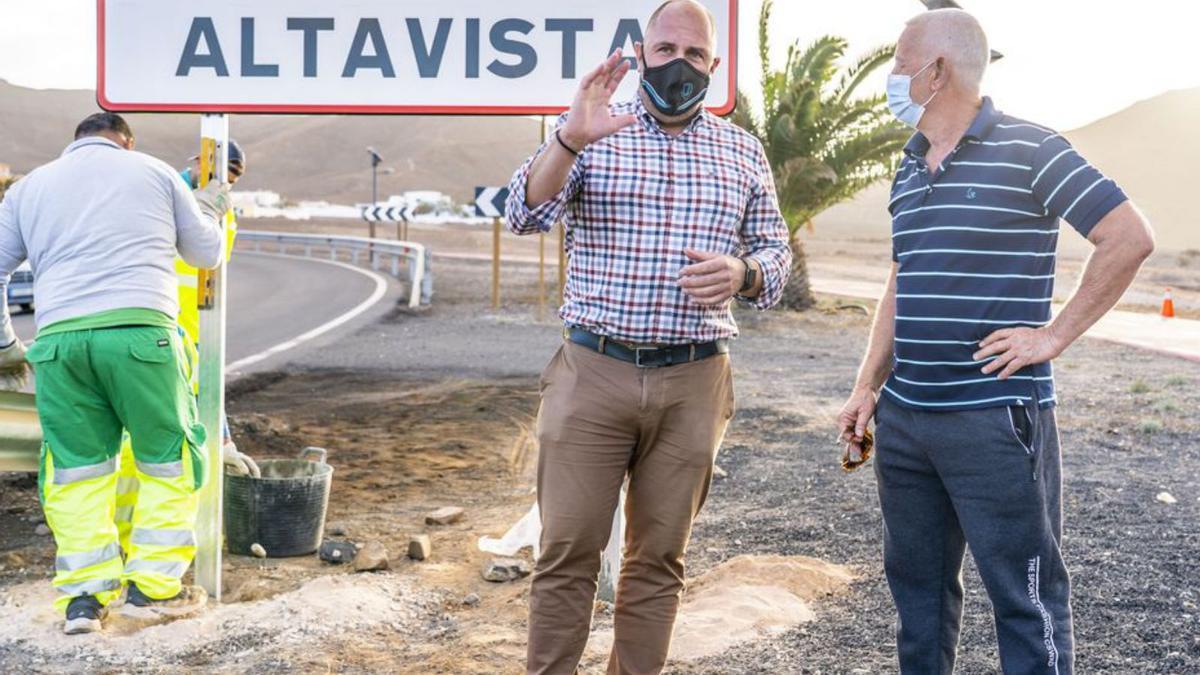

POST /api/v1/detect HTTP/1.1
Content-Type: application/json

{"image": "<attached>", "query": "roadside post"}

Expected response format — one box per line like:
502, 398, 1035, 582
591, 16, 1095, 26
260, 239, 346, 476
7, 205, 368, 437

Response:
475, 187, 510, 309
98, 0, 738, 602
558, 225, 566, 305
539, 226, 547, 320
538, 117, 548, 321
493, 218, 502, 309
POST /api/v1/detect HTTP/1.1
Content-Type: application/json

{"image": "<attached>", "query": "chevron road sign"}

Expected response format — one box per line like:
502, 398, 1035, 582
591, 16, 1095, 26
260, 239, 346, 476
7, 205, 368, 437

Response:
475, 187, 510, 218
360, 204, 412, 223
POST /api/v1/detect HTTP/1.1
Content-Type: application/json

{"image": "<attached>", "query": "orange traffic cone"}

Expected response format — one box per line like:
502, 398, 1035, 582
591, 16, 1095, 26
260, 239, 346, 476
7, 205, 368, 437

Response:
1161, 288, 1176, 319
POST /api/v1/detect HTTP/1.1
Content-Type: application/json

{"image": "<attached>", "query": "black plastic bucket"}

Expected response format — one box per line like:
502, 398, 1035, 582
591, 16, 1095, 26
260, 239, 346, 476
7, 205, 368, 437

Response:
224, 447, 333, 557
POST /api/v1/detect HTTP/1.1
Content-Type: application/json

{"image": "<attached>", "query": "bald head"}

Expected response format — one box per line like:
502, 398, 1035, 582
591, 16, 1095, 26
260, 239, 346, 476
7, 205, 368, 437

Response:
647, 0, 718, 53
900, 9, 989, 93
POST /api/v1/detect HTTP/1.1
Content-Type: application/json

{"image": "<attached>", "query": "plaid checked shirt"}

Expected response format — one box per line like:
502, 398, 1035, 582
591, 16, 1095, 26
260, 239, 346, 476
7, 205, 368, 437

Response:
505, 97, 792, 345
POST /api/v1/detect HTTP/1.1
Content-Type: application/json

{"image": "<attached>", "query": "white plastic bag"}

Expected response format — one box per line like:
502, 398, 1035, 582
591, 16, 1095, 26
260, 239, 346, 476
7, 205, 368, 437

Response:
478, 502, 543, 559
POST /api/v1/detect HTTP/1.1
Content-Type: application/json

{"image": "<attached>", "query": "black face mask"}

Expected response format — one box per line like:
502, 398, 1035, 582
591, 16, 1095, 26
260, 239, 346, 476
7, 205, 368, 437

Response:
640, 57, 711, 118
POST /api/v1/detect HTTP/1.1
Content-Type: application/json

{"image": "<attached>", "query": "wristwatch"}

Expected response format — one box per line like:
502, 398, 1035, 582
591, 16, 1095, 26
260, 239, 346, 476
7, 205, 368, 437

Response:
738, 258, 757, 294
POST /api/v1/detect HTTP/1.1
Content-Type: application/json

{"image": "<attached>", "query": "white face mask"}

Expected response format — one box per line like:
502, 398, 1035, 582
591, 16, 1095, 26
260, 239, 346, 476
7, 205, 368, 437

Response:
887, 60, 938, 129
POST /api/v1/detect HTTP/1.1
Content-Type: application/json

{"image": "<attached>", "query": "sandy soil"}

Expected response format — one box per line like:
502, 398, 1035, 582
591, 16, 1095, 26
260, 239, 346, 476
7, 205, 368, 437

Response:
1, 241, 1197, 673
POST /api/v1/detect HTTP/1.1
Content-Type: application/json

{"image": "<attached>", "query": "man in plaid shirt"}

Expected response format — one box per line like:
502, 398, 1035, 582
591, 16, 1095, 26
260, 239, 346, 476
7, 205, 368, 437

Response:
505, 2, 791, 672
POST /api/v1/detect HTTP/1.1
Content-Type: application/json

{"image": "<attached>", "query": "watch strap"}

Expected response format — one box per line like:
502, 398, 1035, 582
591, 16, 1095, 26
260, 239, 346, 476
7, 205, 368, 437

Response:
738, 259, 757, 293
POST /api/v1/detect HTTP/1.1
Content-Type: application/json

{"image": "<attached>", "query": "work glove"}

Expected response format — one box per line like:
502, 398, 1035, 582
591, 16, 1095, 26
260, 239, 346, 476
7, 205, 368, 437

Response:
194, 181, 232, 223
0, 338, 29, 391
223, 441, 261, 478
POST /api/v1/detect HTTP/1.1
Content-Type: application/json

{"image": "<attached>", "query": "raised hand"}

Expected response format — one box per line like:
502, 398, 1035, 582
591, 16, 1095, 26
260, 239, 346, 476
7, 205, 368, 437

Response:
559, 49, 638, 149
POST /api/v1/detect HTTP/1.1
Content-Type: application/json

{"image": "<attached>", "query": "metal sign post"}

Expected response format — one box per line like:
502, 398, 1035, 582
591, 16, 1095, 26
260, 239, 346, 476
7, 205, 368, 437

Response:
367, 147, 383, 261
194, 113, 230, 600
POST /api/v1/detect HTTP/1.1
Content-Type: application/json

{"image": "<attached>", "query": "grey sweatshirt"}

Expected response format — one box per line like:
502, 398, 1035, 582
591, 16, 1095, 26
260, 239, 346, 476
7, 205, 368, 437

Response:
0, 137, 223, 342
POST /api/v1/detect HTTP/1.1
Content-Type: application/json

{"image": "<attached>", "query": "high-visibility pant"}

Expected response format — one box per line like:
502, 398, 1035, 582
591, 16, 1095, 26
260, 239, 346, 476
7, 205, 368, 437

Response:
29, 325, 208, 613
115, 328, 199, 554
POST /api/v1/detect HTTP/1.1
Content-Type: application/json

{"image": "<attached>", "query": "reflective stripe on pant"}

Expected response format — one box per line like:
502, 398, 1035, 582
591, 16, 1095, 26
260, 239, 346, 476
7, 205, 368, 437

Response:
40, 451, 124, 613
115, 433, 138, 554
28, 326, 209, 612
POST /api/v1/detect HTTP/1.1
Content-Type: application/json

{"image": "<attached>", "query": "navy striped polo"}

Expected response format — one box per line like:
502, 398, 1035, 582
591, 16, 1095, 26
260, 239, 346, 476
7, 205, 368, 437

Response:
884, 97, 1127, 412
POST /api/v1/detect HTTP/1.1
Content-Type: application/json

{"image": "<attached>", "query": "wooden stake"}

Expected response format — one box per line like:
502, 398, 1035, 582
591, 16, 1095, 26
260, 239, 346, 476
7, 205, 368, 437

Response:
557, 223, 566, 304
537, 116, 547, 320
492, 217, 501, 309
538, 232, 546, 321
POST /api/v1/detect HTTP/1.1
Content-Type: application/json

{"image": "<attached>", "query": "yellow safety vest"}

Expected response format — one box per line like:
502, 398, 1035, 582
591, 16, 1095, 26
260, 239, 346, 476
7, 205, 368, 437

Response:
176, 210, 237, 346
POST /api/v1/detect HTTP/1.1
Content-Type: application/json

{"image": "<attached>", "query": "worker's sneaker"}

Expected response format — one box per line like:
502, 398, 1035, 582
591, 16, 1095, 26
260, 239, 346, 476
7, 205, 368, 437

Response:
116, 582, 207, 620
63, 594, 106, 635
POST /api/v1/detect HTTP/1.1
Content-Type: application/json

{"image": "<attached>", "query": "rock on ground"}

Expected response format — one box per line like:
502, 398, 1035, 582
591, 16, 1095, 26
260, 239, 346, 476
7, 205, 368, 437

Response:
425, 506, 465, 526
407, 534, 432, 561
354, 541, 390, 572
482, 558, 531, 582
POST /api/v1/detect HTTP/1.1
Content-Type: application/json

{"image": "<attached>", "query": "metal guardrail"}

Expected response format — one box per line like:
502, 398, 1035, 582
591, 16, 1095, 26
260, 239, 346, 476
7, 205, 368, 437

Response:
237, 231, 433, 308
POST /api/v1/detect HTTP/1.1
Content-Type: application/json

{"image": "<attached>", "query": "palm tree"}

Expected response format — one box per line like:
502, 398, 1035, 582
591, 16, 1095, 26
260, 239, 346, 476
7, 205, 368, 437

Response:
0, 176, 16, 202
732, 0, 910, 310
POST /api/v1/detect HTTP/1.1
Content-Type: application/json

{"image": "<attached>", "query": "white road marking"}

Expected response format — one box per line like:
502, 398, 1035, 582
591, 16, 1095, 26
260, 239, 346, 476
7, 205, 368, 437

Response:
226, 252, 388, 372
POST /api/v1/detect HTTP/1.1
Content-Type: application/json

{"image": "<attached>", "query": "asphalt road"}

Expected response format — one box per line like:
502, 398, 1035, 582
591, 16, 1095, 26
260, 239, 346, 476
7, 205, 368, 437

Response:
9, 253, 382, 367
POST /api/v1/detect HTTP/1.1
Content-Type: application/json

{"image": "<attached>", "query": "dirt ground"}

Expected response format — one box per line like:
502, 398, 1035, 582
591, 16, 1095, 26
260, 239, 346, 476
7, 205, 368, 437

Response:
1, 243, 1197, 673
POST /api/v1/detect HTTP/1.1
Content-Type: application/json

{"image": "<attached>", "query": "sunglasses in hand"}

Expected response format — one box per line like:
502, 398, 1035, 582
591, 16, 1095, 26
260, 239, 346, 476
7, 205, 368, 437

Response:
841, 428, 875, 473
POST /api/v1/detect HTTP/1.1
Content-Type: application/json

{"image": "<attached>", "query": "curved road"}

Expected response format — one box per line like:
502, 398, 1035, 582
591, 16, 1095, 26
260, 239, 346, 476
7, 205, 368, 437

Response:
9, 253, 383, 367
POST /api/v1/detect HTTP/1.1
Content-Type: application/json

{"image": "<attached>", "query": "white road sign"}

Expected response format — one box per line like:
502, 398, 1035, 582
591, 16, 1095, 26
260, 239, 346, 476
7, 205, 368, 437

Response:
98, 0, 737, 115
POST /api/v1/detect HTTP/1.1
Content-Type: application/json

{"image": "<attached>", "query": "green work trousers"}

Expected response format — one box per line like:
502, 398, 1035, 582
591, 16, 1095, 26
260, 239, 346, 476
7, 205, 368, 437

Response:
28, 325, 207, 613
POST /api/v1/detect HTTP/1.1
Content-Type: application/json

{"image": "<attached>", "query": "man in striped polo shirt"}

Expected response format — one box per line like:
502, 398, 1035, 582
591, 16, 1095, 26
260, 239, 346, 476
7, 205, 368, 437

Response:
838, 9, 1155, 674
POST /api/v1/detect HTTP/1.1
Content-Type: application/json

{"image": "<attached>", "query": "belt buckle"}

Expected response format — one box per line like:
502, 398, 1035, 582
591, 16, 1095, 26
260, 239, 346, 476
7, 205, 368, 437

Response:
634, 345, 677, 368
633, 346, 659, 368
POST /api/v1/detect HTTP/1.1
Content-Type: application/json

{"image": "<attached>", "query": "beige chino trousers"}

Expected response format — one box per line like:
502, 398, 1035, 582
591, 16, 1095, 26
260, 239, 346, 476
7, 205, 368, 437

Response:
527, 341, 735, 675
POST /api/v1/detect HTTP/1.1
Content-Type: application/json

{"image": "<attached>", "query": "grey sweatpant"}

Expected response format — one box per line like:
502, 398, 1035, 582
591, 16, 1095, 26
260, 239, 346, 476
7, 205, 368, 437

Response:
874, 395, 1073, 674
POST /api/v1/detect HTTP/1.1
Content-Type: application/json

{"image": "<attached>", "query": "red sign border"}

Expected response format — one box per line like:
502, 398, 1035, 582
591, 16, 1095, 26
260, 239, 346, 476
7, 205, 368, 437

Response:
96, 0, 738, 116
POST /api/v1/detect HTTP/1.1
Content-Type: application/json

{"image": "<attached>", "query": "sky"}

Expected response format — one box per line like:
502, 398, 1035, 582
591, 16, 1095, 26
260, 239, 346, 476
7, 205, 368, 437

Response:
1, 0, 1196, 130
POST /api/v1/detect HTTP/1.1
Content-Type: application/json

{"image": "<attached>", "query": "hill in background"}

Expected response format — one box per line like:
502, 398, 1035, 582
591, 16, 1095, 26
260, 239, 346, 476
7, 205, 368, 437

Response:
0, 79, 542, 205
1, 80, 1195, 250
